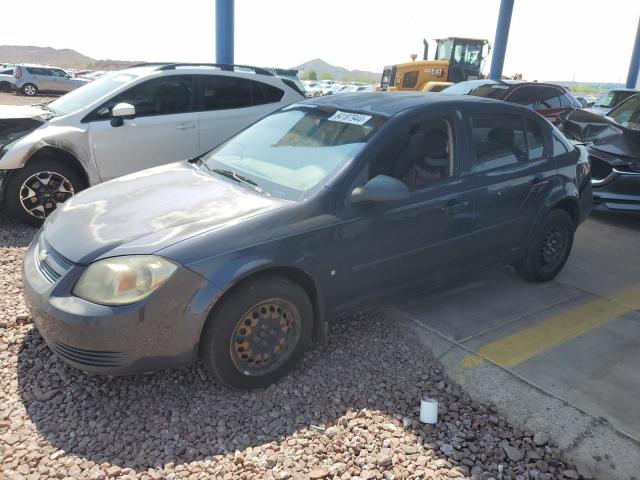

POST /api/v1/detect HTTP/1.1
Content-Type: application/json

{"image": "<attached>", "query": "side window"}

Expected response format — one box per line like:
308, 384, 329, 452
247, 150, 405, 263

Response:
27, 67, 48, 76
200, 75, 253, 110
469, 114, 526, 173
536, 87, 563, 109
506, 87, 537, 109
524, 118, 545, 160
369, 117, 455, 192
50, 69, 67, 78
552, 130, 571, 156
251, 81, 285, 105
93, 75, 194, 120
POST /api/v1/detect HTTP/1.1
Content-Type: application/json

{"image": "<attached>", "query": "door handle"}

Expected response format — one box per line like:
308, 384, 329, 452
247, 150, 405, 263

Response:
440, 199, 470, 214
176, 123, 196, 130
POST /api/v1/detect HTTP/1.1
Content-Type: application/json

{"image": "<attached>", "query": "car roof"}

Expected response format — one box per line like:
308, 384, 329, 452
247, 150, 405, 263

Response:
305, 92, 513, 118
453, 79, 568, 89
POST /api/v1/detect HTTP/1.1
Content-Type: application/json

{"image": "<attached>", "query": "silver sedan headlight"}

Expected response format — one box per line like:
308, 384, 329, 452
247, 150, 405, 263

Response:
73, 255, 178, 306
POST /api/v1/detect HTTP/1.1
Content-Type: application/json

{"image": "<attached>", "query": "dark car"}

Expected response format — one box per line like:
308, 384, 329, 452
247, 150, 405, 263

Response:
585, 88, 639, 116
564, 93, 640, 215
442, 79, 582, 127
22, 93, 592, 389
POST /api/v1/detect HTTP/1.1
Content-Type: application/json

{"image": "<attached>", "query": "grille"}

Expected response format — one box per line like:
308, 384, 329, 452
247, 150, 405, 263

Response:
51, 341, 124, 368
36, 238, 73, 283
589, 155, 613, 181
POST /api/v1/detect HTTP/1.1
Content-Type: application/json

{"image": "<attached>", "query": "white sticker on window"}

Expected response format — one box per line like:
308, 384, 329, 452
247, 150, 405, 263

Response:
328, 111, 372, 125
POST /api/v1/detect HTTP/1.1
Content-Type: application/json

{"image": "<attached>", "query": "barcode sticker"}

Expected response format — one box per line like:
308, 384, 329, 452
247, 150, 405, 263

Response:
328, 111, 372, 125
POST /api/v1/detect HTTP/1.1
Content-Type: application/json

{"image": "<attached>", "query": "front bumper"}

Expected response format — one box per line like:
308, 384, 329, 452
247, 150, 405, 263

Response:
591, 169, 640, 215
22, 234, 222, 374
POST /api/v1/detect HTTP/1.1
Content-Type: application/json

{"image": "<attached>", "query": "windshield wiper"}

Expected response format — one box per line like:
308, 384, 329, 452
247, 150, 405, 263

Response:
206, 167, 264, 193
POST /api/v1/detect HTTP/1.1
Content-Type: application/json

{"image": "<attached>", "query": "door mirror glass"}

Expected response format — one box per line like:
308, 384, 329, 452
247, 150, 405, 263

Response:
350, 175, 410, 205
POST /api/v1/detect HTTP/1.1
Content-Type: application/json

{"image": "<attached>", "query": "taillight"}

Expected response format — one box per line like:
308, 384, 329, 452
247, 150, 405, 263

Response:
15, 66, 22, 79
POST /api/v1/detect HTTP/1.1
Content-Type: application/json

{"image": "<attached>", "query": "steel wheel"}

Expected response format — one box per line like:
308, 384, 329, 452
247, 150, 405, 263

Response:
19, 170, 75, 219
230, 298, 302, 376
22, 84, 37, 96
537, 225, 568, 273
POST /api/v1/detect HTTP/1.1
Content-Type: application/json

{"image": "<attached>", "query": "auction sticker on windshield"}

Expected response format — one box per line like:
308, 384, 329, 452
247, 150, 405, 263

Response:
329, 111, 372, 125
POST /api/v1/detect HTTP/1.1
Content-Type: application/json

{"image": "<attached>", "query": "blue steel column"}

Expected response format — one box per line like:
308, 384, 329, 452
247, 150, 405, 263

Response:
489, 0, 515, 80
216, 0, 234, 64
626, 18, 640, 88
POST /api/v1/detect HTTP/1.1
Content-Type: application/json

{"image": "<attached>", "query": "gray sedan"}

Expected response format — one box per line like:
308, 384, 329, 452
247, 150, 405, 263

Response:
22, 93, 592, 389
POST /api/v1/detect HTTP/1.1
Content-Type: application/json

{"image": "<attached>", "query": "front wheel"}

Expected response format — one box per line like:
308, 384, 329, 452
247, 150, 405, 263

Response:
201, 275, 313, 389
515, 209, 575, 283
21, 83, 38, 96
4, 159, 84, 226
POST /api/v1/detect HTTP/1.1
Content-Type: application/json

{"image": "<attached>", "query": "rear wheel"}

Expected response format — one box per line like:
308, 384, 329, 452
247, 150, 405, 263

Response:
4, 159, 84, 226
22, 83, 38, 96
515, 209, 574, 283
0, 81, 11, 92
201, 275, 313, 389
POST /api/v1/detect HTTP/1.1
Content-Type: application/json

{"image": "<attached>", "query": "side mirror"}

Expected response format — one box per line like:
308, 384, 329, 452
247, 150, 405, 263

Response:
111, 102, 135, 127
350, 175, 410, 205
587, 101, 594, 108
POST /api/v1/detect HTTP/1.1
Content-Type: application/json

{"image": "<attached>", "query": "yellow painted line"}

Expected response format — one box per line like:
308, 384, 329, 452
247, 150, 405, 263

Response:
468, 284, 640, 369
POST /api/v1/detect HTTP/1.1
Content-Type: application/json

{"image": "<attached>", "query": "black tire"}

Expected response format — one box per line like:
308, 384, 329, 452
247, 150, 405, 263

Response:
4, 158, 85, 226
0, 81, 11, 92
201, 275, 313, 389
515, 209, 575, 283
21, 83, 38, 96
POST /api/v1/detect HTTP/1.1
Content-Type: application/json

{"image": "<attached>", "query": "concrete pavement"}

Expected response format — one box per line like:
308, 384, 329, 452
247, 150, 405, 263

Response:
391, 214, 640, 479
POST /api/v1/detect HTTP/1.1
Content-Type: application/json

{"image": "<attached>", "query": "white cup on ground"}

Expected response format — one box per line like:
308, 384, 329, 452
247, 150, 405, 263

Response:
420, 397, 438, 424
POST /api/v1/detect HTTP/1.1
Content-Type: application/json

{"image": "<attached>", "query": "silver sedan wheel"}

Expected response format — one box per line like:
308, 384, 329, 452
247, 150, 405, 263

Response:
23, 84, 37, 96
19, 171, 75, 219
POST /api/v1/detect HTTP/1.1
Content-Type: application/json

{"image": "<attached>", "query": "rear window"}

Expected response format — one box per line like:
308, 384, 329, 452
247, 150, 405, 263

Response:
199, 75, 284, 110
469, 113, 527, 172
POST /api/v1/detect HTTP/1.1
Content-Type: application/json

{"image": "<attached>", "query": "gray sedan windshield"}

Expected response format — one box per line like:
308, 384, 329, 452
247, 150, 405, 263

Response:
202, 106, 386, 200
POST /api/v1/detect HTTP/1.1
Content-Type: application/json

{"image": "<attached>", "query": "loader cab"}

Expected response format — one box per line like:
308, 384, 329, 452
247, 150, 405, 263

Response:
435, 37, 489, 83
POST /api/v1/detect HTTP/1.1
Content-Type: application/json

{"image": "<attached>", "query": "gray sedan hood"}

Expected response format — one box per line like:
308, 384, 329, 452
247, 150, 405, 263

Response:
0, 104, 52, 120
43, 162, 286, 264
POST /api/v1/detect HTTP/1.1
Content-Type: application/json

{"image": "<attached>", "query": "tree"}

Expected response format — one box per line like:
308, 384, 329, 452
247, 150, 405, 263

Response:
303, 69, 317, 81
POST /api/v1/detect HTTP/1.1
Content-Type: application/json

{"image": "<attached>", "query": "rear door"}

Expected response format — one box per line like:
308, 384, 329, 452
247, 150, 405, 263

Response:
464, 108, 554, 267
29, 68, 54, 90
88, 74, 199, 181
196, 74, 287, 153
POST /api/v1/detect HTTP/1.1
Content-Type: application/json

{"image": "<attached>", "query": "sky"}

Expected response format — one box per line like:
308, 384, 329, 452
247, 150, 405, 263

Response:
1, 0, 639, 84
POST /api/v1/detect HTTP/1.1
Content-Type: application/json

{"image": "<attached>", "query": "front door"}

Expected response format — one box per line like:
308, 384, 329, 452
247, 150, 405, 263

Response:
88, 75, 199, 181
334, 115, 476, 309
465, 111, 555, 266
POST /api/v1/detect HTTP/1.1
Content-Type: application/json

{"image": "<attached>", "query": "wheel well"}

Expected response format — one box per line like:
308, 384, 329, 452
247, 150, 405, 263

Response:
554, 198, 579, 228
27, 146, 89, 188
201, 266, 326, 352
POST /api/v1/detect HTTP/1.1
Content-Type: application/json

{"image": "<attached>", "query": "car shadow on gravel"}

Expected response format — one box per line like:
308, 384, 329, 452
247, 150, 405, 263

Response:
0, 211, 38, 248
16, 311, 489, 473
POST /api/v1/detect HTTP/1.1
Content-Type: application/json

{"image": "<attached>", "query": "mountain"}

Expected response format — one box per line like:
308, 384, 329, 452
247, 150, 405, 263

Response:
295, 58, 381, 83
0, 45, 141, 70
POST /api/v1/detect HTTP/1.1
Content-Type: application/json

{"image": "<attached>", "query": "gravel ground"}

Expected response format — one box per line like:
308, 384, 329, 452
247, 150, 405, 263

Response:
0, 213, 586, 480
0, 92, 57, 106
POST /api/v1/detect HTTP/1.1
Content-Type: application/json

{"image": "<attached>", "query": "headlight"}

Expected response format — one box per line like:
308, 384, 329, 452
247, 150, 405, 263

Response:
73, 255, 178, 306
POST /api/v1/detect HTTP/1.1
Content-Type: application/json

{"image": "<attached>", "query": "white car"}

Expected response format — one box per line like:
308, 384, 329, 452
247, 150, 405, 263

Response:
0, 63, 305, 224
